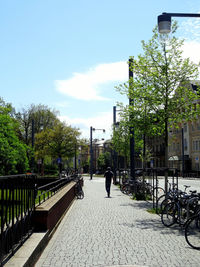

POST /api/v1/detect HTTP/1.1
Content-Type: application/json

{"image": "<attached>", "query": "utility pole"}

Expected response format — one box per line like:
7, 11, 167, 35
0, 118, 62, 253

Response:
129, 58, 135, 180
113, 106, 117, 184
31, 119, 35, 173
90, 126, 93, 180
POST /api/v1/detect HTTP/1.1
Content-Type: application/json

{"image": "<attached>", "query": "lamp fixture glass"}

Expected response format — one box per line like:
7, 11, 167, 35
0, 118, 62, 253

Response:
158, 14, 171, 34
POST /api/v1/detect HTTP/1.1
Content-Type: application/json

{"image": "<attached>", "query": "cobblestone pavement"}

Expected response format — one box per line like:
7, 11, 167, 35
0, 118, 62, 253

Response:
35, 176, 200, 267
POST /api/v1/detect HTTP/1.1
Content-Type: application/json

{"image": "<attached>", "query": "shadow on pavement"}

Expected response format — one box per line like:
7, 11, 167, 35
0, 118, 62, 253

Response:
119, 200, 185, 237
120, 218, 184, 237
119, 200, 153, 210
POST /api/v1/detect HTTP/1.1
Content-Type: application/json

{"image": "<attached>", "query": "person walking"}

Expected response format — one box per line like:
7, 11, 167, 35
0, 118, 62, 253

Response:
104, 167, 113, 198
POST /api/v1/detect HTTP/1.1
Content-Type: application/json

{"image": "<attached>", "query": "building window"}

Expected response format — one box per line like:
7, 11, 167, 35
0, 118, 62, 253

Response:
184, 139, 187, 151
193, 139, 200, 151
173, 143, 175, 152
192, 123, 195, 131
184, 123, 187, 133
176, 143, 179, 151
196, 140, 199, 151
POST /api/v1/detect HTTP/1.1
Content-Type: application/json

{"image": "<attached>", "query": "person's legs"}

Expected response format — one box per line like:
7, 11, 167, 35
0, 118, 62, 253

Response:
106, 182, 111, 197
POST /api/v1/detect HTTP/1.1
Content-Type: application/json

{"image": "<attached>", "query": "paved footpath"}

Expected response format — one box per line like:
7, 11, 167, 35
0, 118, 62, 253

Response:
35, 176, 200, 267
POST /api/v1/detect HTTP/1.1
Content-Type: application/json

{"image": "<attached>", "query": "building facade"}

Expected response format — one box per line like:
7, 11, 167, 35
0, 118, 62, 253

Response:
168, 81, 200, 173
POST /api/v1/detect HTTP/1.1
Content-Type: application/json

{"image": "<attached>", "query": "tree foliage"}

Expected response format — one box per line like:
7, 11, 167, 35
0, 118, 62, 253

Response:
97, 152, 111, 171
0, 99, 28, 175
111, 104, 144, 168
15, 104, 59, 145
35, 121, 81, 161
0, 99, 83, 175
116, 23, 200, 169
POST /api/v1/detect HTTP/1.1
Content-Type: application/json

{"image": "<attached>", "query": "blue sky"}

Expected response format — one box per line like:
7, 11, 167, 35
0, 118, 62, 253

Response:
1, 0, 200, 140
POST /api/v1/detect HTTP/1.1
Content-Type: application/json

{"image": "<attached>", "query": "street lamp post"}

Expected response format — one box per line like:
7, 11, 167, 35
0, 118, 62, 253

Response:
90, 127, 105, 180
90, 127, 94, 180
113, 106, 122, 184
182, 127, 185, 178
157, 12, 200, 175
74, 141, 77, 172
129, 58, 135, 181
31, 119, 35, 173
113, 106, 117, 184
158, 12, 200, 34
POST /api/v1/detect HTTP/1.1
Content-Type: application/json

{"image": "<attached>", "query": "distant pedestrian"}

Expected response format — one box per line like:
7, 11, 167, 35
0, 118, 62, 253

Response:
104, 167, 113, 198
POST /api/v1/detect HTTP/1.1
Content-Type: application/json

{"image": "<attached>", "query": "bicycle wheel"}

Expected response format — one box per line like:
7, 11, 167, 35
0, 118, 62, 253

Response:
125, 184, 132, 195
77, 189, 84, 199
121, 184, 129, 194
120, 184, 126, 193
185, 214, 200, 249
154, 187, 165, 197
161, 202, 178, 227
157, 194, 171, 212
177, 205, 188, 226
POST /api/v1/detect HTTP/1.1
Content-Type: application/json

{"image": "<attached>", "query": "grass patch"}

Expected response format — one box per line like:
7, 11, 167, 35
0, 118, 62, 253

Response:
147, 207, 162, 214
35, 190, 52, 205
131, 192, 152, 201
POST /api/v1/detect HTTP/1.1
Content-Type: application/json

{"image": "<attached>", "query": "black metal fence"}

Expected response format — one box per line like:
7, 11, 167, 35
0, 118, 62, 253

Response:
35, 174, 79, 206
116, 167, 179, 210
0, 174, 36, 265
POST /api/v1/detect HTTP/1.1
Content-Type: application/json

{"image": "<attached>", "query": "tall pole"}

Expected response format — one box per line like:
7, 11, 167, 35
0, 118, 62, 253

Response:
90, 127, 105, 179
90, 126, 93, 180
182, 127, 184, 178
31, 119, 35, 173
113, 106, 116, 125
129, 58, 135, 180
113, 106, 117, 184
74, 142, 77, 173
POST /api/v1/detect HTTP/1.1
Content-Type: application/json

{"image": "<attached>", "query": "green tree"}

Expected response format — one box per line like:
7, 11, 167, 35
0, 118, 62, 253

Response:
97, 152, 112, 172
112, 118, 130, 169
15, 104, 59, 172
35, 121, 81, 174
47, 122, 81, 159
16, 104, 59, 146
117, 23, 200, 190
0, 99, 28, 175
112, 105, 143, 169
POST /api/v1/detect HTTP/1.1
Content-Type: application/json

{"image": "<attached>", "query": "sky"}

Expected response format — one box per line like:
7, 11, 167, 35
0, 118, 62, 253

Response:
1, 0, 200, 140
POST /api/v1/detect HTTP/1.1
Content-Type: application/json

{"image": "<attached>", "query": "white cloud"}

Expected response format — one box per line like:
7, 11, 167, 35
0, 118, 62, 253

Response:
180, 16, 200, 42
55, 61, 128, 101
182, 40, 200, 64
179, 15, 200, 64
59, 111, 113, 139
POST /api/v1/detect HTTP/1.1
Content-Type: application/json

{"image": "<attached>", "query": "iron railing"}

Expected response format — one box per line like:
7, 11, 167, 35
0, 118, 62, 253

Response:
116, 167, 179, 210
0, 174, 36, 266
35, 174, 79, 206
0, 172, 81, 265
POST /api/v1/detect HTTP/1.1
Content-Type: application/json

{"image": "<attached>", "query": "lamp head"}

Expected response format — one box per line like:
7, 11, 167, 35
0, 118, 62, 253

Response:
158, 13, 171, 34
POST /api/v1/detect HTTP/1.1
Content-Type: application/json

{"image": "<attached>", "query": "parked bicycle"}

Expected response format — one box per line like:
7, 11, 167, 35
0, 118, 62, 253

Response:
161, 186, 200, 227
185, 206, 200, 249
120, 177, 164, 200
74, 177, 84, 199
156, 182, 182, 213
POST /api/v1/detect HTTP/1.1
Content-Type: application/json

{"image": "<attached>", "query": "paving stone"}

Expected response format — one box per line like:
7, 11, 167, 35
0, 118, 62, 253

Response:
35, 176, 200, 267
